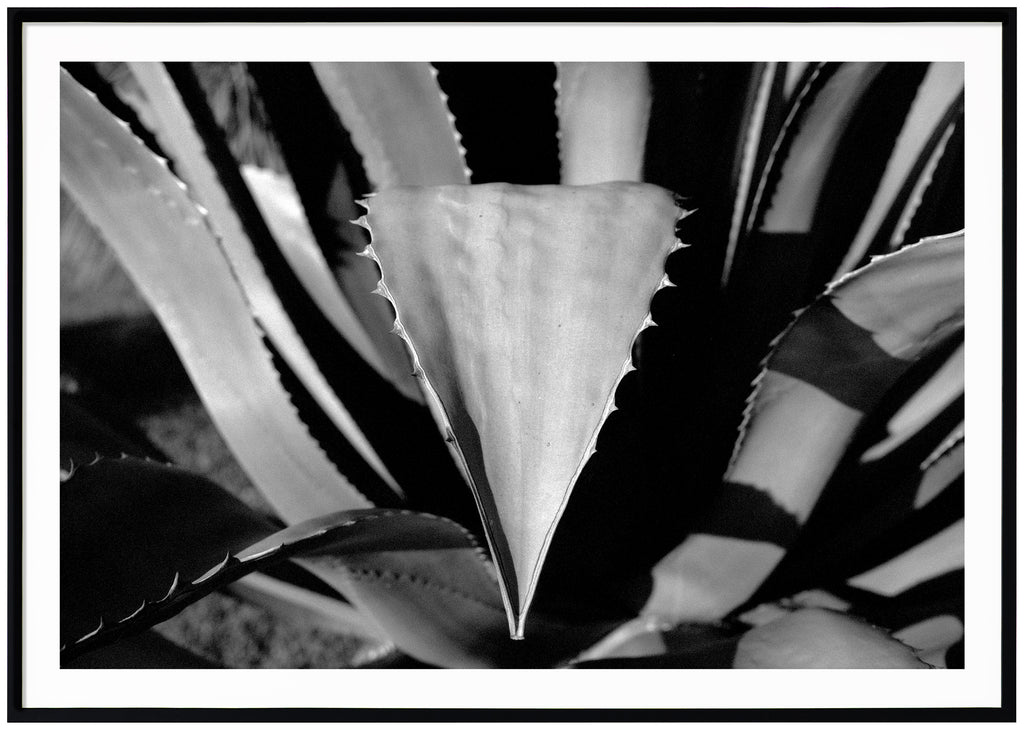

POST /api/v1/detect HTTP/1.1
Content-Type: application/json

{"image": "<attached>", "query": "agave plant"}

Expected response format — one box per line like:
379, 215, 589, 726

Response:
59, 60, 965, 669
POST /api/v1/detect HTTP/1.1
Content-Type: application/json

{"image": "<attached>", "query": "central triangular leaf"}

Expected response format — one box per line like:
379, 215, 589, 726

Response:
361, 182, 684, 637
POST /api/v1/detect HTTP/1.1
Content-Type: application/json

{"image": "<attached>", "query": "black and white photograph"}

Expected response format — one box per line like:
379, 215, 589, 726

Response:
11, 7, 1013, 720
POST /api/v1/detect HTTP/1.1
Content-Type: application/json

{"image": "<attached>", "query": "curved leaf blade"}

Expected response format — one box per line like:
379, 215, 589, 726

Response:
61, 454, 485, 662
61, 456, 275, 654
62, 455, 611, 668
125, 62, 401, 500
239, 163, 392, 382
835, 62, 964, 275
244, 62, 427, 403
758, 62, 886, 235
311, 62, 470, 189
60, 70, 372, 521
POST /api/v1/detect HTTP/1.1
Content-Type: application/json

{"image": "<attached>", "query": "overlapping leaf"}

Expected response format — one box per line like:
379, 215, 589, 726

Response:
60, 70, 372, 521
62, 455, 481, 661
645, 232, 964, 623
124, 62, 401, 501
61, 455, 615, 667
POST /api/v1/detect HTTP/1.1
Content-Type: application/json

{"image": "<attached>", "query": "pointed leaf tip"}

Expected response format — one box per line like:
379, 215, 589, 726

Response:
363, 182, 681, 636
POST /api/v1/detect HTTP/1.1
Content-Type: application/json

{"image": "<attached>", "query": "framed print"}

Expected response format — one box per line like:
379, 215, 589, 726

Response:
10, 4, 1015, 722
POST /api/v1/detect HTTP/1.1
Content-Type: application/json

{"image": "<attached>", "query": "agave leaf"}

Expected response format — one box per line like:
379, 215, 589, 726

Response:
758, 62, 887, 235
645, 232, 964, 622
893, 117, 964, 252
888, 111, 964, 252
741, 62, 828, 239
124, 62, 401, 500
238, 162, 400, 386
61, 455, 275, 655
555, 62, 650, 185
311, 62, 470, 189
239, 160, 389, 384
60, 70, 371, 521
745, 398, 962, 607
752, 424, 963, 607
244, 62, 427, 403
360, 182, 685, 637
721, 61, 786, 285
835, 62, 964, 275
61, 454, 481, 661
227, 62, 424, 402
732, 608, 929, 668
62, 456, 609, 668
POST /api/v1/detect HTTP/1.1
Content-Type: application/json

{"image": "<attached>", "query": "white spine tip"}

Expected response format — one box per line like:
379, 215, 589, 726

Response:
120, 600, 148, 623
372, 282, 387, 297
159, 572, 180, 602
355, 245, 373, 258
77, 618, 106, 643
350, 216, 370, 230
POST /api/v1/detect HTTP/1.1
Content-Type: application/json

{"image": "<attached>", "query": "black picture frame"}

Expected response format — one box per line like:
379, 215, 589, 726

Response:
10, 5, 1016, 722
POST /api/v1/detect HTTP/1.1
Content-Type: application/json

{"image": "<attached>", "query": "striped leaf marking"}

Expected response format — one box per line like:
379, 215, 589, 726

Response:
645, 232, 964, 622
